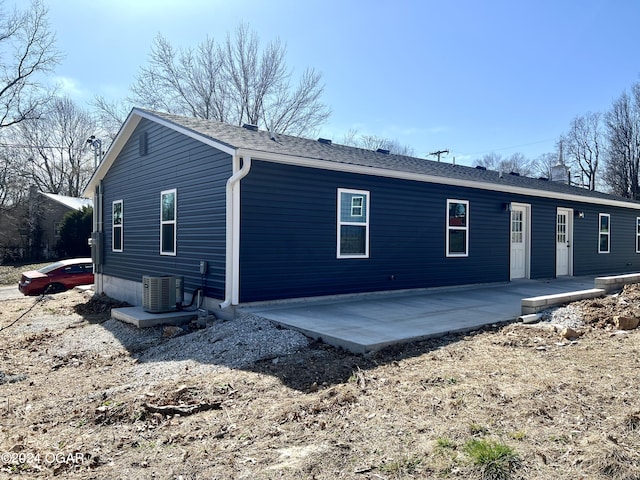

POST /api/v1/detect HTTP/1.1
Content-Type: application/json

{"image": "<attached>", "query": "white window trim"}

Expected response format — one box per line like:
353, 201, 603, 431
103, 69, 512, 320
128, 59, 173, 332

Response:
637, 217, 640, 254
598, 213, 610, 254
337, 188, 370, 259
446, 199, 469, 258
112, 199, 123, 252
160, 188, 177, 256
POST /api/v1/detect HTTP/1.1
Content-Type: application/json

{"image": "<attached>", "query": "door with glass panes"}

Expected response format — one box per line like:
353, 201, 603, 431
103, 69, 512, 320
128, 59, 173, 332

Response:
510, 204, 529, 279
556, 208, 573, 276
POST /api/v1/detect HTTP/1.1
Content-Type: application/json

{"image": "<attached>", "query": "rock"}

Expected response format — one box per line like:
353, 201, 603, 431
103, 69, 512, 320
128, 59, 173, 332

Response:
560, 327, 581, 340
613, 316, 639, 330
162, 326, 184, 338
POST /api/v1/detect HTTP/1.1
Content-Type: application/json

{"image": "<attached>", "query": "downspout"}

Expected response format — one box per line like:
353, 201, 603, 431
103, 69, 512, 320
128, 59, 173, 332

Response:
220, 154, 252, 309
93, 181, 104, 294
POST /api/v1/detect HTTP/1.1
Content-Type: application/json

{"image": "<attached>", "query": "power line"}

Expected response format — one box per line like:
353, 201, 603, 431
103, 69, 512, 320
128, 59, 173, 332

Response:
0, 142, 71, 150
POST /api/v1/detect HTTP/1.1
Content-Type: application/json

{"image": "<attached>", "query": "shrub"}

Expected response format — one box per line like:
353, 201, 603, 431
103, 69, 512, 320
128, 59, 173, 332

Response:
56, 206, 92, 258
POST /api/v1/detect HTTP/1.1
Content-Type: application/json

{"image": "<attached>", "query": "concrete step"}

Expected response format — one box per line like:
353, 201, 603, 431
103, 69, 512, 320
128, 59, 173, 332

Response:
595, 273, 640, 293
112, 306, 196, 328
521, 288, 605, 314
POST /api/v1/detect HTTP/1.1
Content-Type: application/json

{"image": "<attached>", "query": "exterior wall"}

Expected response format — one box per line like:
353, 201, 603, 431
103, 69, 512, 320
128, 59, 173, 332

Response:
573, 204, 640, 275
100, 118, 231, 302
239, 161, 514, 302
239, 161, 640, 303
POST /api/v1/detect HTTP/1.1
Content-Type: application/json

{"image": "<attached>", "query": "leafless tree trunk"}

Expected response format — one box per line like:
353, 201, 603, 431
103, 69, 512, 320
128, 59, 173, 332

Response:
604, 85, 640, 199
563, 112, 602, 190
122, 23, 330, 137
0, 147, 29, 209
16, 96, 96, 197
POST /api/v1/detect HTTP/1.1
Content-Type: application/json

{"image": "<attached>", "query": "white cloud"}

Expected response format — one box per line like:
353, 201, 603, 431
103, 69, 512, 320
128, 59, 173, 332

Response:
53, 76, 91, 101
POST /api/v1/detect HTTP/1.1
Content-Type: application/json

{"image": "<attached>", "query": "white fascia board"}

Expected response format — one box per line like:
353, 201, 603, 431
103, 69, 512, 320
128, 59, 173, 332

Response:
82, 108, 237, 198
134, 109, 237, 156
82, 111, 141, 198
236, 148, 640, 211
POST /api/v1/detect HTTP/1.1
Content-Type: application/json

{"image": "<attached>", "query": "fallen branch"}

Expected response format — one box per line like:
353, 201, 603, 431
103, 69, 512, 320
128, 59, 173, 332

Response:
143, 401, 222, 416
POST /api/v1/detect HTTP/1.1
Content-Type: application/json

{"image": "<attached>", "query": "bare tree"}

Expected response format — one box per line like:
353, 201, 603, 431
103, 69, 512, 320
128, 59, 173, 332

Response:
16, 96, 96, 196
0, 146, 28, 208
123, 24, 330, 137
474, 152, 538, 177
562, 112, 602, 190
91, 97, 130, 143
0, 0, 60, 129
536, 151, 560, 180
340, 130, 415, 156
603, 84, 640, 199
0, 0, 59, 210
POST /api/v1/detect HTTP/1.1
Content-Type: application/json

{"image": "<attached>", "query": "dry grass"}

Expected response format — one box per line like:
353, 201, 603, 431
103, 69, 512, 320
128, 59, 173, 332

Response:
1, 289, 640, 479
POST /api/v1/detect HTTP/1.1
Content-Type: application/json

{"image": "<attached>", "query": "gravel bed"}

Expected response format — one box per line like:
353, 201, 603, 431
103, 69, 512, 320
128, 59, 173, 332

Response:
129, 313, 310, 380
539, 303, 585, 329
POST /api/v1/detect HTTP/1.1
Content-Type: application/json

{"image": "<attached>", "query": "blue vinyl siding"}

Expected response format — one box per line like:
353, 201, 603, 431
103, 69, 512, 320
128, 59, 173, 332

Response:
238, 161, 640, 302
573, 206, 640, 275
239, 161, 513, 302
101, 118, 231, 299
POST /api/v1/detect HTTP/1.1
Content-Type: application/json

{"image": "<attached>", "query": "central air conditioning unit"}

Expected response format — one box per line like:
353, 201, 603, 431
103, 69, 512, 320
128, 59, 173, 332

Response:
142, 275, 184, 313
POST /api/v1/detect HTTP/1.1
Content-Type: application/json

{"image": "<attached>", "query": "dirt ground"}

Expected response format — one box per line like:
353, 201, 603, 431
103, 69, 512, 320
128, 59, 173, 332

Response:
1, 277, 639, 479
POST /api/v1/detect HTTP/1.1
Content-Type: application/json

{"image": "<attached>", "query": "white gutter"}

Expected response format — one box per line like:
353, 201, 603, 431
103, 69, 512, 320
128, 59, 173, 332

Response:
220, 154, 252, 309
233, 149, 640, 211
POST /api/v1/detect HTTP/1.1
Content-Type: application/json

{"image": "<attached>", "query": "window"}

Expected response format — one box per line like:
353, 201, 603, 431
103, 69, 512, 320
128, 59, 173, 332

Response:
556, 213, 566, 244
512, 210, 524, 244
636, 217, 640, 253
598, 213, 610, 253
447, 199, 469, 257
112, 200, 123, 252
161, 189, 177, 255
337, 188, 369, 258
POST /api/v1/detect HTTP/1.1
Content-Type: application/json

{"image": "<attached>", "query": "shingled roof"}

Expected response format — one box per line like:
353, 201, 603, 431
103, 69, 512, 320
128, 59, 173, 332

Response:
85, 108, 640, 209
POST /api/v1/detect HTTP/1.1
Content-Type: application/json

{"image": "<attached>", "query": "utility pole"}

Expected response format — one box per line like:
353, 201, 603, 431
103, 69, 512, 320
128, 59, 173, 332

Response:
429, 149, 449, 162
87, 135, 103, 169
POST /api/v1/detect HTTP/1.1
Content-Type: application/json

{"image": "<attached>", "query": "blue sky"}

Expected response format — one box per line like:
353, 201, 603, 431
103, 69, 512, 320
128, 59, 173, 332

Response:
39, 0, 640, 165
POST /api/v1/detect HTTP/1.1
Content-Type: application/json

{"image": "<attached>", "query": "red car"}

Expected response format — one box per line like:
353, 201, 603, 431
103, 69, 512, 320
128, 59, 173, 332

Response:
18, 258, 94, 296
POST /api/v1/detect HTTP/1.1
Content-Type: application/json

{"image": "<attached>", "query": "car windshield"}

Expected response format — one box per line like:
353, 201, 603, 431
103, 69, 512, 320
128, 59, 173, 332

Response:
37, 261, 67, 274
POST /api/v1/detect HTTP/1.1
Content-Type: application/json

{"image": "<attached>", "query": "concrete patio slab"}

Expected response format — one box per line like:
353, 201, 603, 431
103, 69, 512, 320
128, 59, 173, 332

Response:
239, 276, 598, 353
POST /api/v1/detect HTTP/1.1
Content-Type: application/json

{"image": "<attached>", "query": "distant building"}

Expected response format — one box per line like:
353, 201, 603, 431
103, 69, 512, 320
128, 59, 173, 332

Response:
0, 187, 92, 263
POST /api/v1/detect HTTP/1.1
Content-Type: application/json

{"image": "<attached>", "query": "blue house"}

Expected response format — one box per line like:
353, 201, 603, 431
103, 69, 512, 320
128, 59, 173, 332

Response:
83, 108, 640, 312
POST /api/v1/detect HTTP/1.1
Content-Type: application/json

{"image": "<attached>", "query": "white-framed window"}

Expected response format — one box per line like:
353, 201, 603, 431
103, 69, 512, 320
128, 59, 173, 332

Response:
598, 213, 610, 253
112, 200, 123, 252
446, 199, 469, 257
337, 188, 369, 258
161, 189, 177, 255
636, 217, 640, 253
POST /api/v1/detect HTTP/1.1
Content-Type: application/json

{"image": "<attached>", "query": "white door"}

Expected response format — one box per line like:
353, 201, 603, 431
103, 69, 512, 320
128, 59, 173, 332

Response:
556, 208, 573, 276
510, 205, 528, 279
